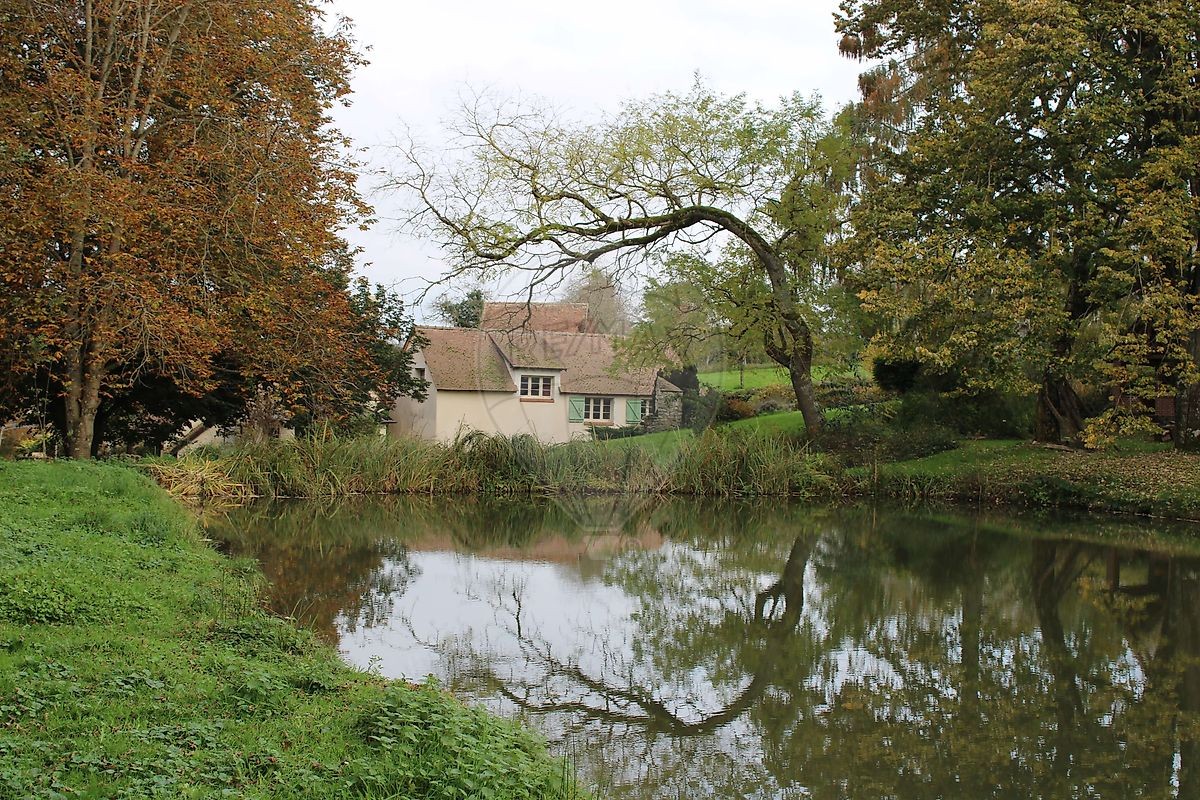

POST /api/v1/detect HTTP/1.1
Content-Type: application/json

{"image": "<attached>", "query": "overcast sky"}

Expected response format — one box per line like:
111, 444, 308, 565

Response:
325, 0, 866, 319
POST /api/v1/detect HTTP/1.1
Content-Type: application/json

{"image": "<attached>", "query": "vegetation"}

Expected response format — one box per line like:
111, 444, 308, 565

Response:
433, 287, 487, 328
839, 0, 1200, 448
0, 460, 581, 799
147, 429, 833, 501
848, 440, 1200, 520
0, 2, 424, 458
139, 415, 1200, 521
391, 82, 861, 437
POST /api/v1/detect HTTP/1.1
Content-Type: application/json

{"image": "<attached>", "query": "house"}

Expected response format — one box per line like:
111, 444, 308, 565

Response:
390, 304, 681, 443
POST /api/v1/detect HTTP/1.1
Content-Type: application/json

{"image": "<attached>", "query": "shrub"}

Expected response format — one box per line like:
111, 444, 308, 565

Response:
814, 376, 886, 409
815, 408, 958, 465
893, 390, 1034, 439
871, 358, 922, 393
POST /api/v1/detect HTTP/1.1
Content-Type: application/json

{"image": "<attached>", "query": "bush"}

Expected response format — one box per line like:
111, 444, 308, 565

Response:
871, 358, 922, 393
815, 376, 886, 409
893, 390, 1033, 439
815, 408, 958, 465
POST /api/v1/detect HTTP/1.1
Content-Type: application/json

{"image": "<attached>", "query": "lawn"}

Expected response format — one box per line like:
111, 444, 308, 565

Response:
696, 363, 865, 391
0, 460, 581, 799
851, 439, 1200, 520
598, 411, 810, 460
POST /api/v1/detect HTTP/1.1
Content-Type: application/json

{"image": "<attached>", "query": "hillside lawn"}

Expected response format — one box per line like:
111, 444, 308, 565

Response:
0, 461, 581, 799
696, 364, 864, 391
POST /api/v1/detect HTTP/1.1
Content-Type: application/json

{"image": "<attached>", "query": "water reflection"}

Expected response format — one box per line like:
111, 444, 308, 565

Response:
205, 497, 1200, 799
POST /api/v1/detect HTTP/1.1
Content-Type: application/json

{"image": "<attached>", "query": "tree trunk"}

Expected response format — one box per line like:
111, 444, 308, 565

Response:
63, 340, 104, 459
764, 319, 823, 438
1175, 326, 1200, 451
691, 206, 824, 437
1034, 371, 1084, 445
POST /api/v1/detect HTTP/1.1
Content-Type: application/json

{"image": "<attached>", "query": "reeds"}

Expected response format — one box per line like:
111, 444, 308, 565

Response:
148, 429, 833, 501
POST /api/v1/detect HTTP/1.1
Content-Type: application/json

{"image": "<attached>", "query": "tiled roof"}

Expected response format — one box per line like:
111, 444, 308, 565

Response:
416, 327, 515, 392
480, 302, 594, 333
416, 325, 681, 397
489, 330, 664, 396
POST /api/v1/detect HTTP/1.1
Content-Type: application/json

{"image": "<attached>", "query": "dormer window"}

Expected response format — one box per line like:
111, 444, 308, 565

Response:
520, 375, 552, 398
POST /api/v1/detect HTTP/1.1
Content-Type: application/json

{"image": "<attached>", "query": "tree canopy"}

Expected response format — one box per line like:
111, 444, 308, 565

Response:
0, 0, 419, 456
838, 0, 1200, 447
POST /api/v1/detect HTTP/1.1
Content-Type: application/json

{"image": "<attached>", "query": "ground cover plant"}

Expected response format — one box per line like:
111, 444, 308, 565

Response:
0, 461, 582, 799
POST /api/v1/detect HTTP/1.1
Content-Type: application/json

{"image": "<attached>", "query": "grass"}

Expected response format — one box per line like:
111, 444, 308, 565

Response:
149, 429, 834, 501
849, 439, 1200, 520
696, 363, 865, 390
147, 420, 1200, 520
0, 460, 583, 799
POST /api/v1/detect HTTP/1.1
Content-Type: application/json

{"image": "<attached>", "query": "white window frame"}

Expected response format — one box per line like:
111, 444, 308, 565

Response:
583, 396, 612, 421
520, 374, 553, 398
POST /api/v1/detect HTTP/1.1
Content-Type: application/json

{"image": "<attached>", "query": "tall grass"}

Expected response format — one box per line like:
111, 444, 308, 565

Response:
147, 429, 832, 501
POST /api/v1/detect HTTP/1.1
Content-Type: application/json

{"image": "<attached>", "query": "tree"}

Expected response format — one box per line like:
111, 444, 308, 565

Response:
838, 0, 1200, 447
389, 83, 857, 436
562, 267, 633, 334
0, 0, 375, 457
621, 252, 769, 374
433, 286, 486, 328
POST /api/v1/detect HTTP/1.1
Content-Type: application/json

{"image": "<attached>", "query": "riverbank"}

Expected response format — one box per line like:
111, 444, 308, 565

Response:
145, 430, 1200, 521
146, 429, 833, 500
0, 461, 582, 799
848, 439, 1200, 521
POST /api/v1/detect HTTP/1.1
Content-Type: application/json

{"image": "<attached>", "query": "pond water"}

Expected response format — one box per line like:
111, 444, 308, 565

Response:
204, 496, 1200, 799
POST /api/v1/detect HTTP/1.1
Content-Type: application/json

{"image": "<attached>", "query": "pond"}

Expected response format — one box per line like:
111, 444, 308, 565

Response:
204, 496, 1200, 799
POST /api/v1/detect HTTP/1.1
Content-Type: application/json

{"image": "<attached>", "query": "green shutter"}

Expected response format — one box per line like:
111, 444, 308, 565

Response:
568, 396, 584, 423
626, 398, 642, 424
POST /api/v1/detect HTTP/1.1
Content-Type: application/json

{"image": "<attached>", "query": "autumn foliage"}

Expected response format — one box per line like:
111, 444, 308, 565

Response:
0, 0, 412, 456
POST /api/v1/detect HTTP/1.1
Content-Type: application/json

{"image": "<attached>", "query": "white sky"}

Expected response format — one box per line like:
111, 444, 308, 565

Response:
325, 0, 866, 320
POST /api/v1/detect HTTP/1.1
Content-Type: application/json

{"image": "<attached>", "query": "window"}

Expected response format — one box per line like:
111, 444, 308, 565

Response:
625, 398, 650, 424
415, 367, 425, 381
520, 375, 552, 398
583, 397, 612, 421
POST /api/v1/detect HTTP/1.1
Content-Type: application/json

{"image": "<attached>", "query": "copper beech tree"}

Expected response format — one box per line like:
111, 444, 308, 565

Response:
0, 0, 413, 457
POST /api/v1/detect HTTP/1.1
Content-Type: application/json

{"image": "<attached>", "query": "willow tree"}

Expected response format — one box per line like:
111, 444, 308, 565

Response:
390, 84, 855, 436
838, 0, 1200, 447
0, 0, 375, 457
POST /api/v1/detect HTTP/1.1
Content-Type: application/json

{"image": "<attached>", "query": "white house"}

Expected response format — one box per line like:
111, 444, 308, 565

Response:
390, 304, 681, 444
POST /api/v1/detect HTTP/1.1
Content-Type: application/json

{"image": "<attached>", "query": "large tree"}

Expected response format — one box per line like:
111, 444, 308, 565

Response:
0, 0, 381, 457
838, 0, 1200, 447
389, 83, 856, 436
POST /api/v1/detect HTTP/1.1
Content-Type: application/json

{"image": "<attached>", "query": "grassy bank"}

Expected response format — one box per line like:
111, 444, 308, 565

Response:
0, 461, 582, 799
147, 426, 1200, 521
148, 429, 833, 501
849, 440, 1200, 521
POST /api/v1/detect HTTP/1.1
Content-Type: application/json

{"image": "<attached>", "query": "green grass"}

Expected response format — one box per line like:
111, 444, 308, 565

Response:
697, 363, 864, 390
849, 439, 1200, 520
0, 460, 583, 799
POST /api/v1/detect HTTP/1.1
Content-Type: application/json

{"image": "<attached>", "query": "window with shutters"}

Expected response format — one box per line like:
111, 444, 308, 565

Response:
583, 397, 612, 421
627, 398, 650, 424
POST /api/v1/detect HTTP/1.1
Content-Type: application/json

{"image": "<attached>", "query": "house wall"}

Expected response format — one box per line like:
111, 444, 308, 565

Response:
388, 352, 662, 444
566, 394, 650, 439
434, 388, 571, 442
391, 353, 436, 439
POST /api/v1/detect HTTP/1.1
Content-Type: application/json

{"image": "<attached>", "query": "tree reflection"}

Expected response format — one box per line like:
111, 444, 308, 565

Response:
431, 503, 1200, 799
211, 495, 1200, 799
